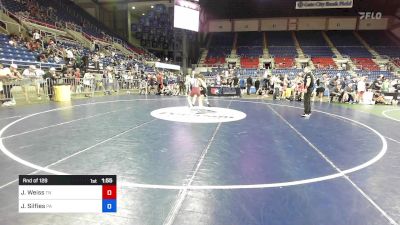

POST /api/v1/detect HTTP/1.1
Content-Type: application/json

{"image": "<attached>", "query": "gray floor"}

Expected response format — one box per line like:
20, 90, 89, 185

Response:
0, 95, 399, 225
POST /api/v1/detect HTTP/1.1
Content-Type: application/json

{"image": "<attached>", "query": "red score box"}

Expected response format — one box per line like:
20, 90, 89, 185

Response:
102, 185, 117, 199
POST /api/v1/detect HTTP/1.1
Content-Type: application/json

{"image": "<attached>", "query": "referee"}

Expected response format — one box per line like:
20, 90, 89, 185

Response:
302, 67, 314, 117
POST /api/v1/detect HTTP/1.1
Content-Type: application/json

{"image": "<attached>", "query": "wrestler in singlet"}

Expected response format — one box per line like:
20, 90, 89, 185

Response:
190, 77, 201, 97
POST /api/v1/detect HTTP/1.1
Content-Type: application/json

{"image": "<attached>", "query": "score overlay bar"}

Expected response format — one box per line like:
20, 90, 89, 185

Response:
18, 175, 117, 213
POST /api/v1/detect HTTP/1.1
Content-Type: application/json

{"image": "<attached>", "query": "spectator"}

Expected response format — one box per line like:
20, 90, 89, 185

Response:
330, 84, 342, 102
272, 74, 281, 100
156, 72, 164, 95
392, 79, 400, 105
233, 75, 239, 87
382, 78, 390, 93
371, 75, 383, 92
215, 73, 221, 86
43, 67, 59, 100
357, 76, 366, 103
8, 35, 17, 47
73, 68, 81, 93
135, 63, 139, 73
139, 78, 148, 95
0, 64, 22, 106
280, 74, 289, 99
82, 72, 94, 97
374, 92, 385, 104
246, 76, 253, 95
255, 78, 260, 94
66, 48, 74, 65
104, 66, 114, 94
316, 73, 328, 102
81, 55, 89, 73
32, 30, 40, 41
340, 83, 355, 103
21, 65, 40, 102
93, 54, 100, 71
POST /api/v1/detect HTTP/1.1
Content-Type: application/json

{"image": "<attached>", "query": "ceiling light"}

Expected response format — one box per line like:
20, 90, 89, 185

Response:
142, 13, 145, 16
151, 5, 154, 8
132, 6, 135, 9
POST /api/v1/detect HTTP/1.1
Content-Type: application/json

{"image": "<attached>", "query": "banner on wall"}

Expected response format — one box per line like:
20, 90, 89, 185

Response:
207, 87, 241, 97
296, 0, 353, 9
155, 62, 181, 70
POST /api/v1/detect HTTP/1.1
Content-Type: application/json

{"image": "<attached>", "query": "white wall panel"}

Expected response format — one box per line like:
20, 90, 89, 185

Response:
234, 19, 259, 32
260, 18, 288, 31
208, 20, 232, 32
288, 18, 298, 30
298, 17, 326, 30
358, 18, 389, 30
328, 17, 357, 30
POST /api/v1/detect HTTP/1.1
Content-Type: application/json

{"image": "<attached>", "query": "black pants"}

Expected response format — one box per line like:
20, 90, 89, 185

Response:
46, 81, 54, 99
304, 89, 312, 114
2, 84, 13, 101
179, 84, 185, 95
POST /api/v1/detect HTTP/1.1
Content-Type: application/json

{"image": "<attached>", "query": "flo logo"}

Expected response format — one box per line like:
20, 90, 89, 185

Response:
359, 12, 382, 20
151, 106, 247, 123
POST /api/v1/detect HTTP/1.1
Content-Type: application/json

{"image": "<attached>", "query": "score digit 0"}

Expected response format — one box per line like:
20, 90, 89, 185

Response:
102, 185, 116, 199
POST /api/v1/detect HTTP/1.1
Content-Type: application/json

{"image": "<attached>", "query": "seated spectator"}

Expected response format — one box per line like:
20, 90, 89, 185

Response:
328, 76, 339, 93
26, 40, 33, 51
8, 34, 18, 47
374, 92, 386, 104
340, 83, 355, 103
54, 55, 62, 63
371, 75, 383, 92
330, 84, 342, 102
38, 53, 48, 62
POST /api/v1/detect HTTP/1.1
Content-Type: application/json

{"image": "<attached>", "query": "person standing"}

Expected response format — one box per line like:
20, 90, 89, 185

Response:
239, 76, 246, 96
43, 67, 59, 100
134, 63, 139, 74
233, 75, 239, 87
0, 64, 21, 106
272, 74, 281, 100
255, 78, 260, 94
356, 76, 366, 103
246, 76, 253, 95
187, 74, 202, 107
215, 73, 221, 86
156, 72, 164, 95
302, 67, 314, 117
184, 74, 191, 95
178, 75, 185, 96
316, 73, 327, 102
66, 48, 74, 66
198, 75, 210, 107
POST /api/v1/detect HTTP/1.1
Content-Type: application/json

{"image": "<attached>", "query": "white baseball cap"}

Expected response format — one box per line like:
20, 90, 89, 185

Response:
10, 64, 17, 69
